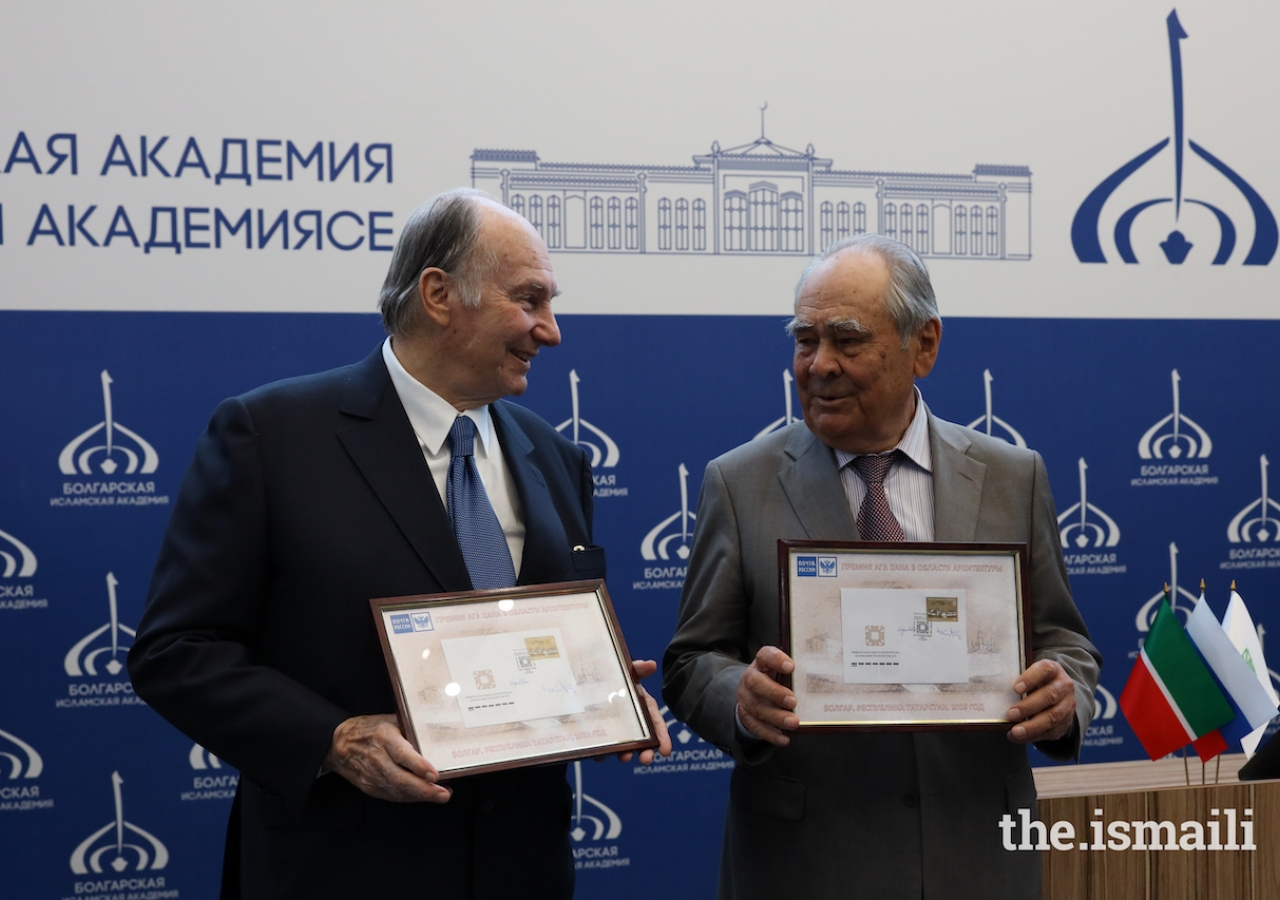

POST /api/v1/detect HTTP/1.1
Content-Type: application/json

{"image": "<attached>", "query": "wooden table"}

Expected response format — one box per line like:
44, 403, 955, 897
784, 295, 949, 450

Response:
1033, 755, 1279, 899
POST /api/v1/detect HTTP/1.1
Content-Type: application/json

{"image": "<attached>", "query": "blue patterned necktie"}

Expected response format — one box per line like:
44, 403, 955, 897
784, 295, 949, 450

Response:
446, 416, 517, 589
850, 452, 906, 542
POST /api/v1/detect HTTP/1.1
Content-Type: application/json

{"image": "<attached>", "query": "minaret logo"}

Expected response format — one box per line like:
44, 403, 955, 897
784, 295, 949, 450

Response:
1057, 459, 1121, 549
755, 371, 800, 439
0, 728, 44, 779
641, 464, 696, 561
660, 705, 704, 746
0, 528, 37, 578
1135, 542, 1199, 632
65, 573, 135, 677
69, 771, 168, 874
59, 371, 159, 476
1072, 10, 1276, 266
1228, 455, 1280, 543
1092, 684, 1118, 722
966, 370, 1026, 447
569, 761, 622, 842
554, 370, 620, 469
1138, 370, 1211, 459
188, 744, 223, 770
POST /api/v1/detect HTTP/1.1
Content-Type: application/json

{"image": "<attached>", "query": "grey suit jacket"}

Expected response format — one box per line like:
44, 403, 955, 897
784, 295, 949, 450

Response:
663, 409, 1101, 900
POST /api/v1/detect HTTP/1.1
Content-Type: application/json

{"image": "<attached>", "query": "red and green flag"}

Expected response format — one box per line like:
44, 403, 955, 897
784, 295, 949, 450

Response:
1119, 598, 1236, 761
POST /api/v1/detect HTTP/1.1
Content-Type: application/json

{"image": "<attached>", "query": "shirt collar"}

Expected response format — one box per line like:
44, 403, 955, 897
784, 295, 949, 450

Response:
834, 386, 933, 473
381, 337, 496, 457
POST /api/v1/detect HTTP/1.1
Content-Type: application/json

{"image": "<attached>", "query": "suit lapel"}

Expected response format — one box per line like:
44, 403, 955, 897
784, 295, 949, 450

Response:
929, 412, 986, 542
335, 349, 473, 592
777, 425, 859, 540
491, 403, 570, 586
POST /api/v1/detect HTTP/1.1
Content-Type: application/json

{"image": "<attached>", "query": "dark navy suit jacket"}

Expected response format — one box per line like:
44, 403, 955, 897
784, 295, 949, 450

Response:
129, 347, 605, 900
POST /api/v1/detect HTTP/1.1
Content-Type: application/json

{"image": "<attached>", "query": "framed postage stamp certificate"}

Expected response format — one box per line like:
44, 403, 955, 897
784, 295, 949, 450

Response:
370, 580, 659, 778
778, 540, 1031, 732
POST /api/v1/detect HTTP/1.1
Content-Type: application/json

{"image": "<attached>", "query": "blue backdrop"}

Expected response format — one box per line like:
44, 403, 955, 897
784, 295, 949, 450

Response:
3, 309, 1279, 898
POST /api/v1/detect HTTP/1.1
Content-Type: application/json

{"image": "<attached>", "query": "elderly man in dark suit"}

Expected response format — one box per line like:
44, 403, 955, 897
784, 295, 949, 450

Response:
663, 234, 1100, 900
129, 189, 666, 900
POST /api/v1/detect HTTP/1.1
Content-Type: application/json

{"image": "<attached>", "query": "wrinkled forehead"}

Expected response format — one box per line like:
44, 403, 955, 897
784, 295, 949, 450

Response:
795, 249, 889, 310
478, 204, 555, 281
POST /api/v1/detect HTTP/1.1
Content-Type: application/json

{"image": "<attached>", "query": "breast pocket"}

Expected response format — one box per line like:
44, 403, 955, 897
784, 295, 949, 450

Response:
571, 545, 606, 581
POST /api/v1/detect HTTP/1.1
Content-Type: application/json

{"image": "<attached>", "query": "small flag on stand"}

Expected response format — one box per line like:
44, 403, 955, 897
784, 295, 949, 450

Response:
1185, 583, 1279, 760
1221, 581, 1280, 758
1119, 593, 1235, 761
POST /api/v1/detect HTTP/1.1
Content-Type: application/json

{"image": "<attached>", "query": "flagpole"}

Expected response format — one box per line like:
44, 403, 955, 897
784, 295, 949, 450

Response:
1181, 746, 1189, 786
1215, 755, 1221, 785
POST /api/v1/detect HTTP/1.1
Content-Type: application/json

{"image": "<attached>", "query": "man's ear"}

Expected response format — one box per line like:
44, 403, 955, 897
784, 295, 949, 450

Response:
418, 268, 455, 328
912, 319, 942, 379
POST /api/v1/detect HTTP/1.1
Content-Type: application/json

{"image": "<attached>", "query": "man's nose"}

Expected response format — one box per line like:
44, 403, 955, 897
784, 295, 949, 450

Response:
533, 304, 561, 347
810, 338, 842, 375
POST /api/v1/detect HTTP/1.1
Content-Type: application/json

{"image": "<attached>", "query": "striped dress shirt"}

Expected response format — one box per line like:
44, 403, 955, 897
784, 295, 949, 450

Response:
834, 388, 935, 542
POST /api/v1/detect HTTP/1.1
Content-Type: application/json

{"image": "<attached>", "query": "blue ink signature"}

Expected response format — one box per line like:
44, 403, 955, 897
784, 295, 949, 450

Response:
541, 681, 578, 696
936, 627, 962, 640
509, 677, 530, 688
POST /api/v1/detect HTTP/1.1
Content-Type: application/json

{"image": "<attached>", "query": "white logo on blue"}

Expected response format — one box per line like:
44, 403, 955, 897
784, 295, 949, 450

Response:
660, 706, 705, 746
70, 771, 168, 874
1135, 542, 1198, 632
1072, 9, 1276, 266
641, 464, 695, 561
555, 370, 619, 469
1228, 455, 1280, 543
411, 612, 434, 632
755, 371, 800, 439
0, 728, 44, 779
1138, 370, 1211, 459
65, 573, 135, 677
0, 528, 37, 578
570, 761, 622, 842
188, 743, 223, 770
797, 556, 818, 577
1057, 458, 1121, 549
1092, 684, 1118, 723
966, 370, 1026, 448
59, 371, 159, 476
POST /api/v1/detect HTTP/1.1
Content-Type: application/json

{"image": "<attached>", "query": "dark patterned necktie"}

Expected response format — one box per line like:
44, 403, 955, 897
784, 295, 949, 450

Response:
446, 416, 517, 589
850, 452, 906, 542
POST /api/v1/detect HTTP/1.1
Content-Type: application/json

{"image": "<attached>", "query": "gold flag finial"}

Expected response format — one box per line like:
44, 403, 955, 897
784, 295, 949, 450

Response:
1164, 582, 1171, 595
1232, 580, 1238, 591
1201, 578, 1206, 591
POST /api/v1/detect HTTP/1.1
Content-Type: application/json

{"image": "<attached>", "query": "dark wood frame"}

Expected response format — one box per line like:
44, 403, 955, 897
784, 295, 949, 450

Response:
777, 539, 1031, 732
370, 579, 659, 778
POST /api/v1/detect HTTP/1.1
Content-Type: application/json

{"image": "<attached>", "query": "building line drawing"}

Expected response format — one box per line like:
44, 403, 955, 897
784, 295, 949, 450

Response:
473, 123, 1030, 260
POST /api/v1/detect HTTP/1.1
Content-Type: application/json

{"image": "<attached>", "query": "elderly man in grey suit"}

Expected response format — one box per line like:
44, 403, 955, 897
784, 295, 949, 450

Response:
663, 234, 1101, 900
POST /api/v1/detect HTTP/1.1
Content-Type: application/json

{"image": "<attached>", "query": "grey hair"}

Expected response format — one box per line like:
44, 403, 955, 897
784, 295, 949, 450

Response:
790, 233, 940, 348
377, 188, 499, 336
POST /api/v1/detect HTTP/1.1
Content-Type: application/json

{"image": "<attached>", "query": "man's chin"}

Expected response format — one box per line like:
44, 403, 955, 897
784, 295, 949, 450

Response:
804, 413, 860, 444
501, 376, 529, 397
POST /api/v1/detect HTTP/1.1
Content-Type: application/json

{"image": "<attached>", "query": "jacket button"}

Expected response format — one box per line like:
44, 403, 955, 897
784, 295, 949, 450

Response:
902, 792, 919, 808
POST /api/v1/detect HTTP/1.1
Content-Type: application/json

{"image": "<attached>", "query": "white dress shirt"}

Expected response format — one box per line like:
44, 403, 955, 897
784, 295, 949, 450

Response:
381, 338, 525, 575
